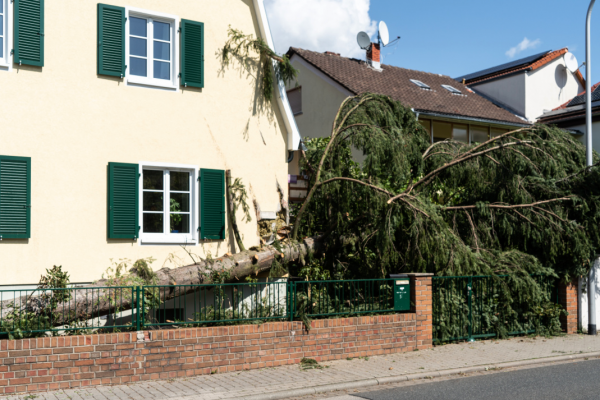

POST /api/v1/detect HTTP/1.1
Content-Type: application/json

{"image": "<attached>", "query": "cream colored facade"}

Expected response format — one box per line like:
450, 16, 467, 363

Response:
0, 0, 297, 284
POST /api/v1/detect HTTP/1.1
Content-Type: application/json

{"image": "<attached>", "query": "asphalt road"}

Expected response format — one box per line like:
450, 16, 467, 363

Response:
349, 359, 600, 400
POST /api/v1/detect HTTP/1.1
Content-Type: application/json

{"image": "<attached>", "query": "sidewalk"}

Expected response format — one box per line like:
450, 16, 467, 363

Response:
5, 334, 600, 400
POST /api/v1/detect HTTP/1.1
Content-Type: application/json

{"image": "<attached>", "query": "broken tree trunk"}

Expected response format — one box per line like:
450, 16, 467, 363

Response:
0, 238, 319, 325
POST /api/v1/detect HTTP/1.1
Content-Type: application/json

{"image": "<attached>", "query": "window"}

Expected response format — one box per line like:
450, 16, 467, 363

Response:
442, 84, 462, 95
432, 121, 452, 142
0, 0, 10, 68
0, 0, 4, 62
126, 8, 178, 89
453, 124, 468, 143
0, 155, 31, 239
491, 127, 509, 138
141, 165, 197, 243
410, 79, 430, 90
287, 87, 302, 115
471, 125, 489, 143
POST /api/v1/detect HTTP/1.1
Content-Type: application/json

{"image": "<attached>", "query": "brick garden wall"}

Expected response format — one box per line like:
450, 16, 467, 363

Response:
0, 276, 433, 395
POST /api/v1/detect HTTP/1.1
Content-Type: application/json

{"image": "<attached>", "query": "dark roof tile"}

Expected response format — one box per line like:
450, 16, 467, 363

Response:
288, 47, 528, 125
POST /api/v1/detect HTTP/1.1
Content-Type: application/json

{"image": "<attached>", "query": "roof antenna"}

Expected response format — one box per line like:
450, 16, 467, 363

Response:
378, 21, 401, 47
357, 31, 371, 50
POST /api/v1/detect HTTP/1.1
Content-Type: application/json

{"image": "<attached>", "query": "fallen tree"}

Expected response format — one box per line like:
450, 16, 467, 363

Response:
0, 238, 318, 326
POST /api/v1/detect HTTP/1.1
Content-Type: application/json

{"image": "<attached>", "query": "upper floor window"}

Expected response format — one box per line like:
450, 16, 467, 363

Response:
442, 84, 462, 95
410, 79, 430, 90
0, 0, 8, 67
287, 87, 302, 115
126, 8, 178, 89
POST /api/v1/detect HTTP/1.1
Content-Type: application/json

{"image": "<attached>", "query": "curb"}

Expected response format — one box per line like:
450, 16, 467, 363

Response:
233, 351, 600, 400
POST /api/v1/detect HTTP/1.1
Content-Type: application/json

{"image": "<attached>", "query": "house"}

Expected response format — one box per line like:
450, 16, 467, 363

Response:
0, 0, 301, 285
285, 44, 529, 178
456, 49, 585, 123
537, 82, 600, 151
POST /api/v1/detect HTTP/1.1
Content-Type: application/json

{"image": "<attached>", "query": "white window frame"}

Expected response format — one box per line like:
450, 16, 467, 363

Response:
139, 162, 198, 245
442, 84, 462, 95
0, 0, 13, 71
125, 7, 179, 90
410, 79, 430, 90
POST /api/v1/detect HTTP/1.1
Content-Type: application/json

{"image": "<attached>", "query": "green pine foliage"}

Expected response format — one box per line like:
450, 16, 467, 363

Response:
291, 93, 600, 337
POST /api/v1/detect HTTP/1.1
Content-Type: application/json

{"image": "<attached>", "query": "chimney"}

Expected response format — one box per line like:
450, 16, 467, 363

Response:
324, 51, 340, 56
367, 43, 381, 69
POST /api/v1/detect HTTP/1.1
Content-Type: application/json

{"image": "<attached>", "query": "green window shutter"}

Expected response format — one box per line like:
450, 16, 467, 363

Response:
200, 169, 225, 240
97, 4, 125, 77
14, 0, 44, 67
0, 156, 31, 239
107, 162, 139, 239
180, 19, 204, 88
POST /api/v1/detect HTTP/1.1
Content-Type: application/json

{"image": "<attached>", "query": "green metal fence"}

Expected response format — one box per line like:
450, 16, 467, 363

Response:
0, 279, 398, 337
0, 276, 560, 340
432, 275, 558, 342
290, 279, 395, 318
0, 286, 138, 338
141, 282, 289, 328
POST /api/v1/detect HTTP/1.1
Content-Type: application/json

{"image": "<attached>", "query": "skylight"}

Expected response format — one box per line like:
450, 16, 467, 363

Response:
442, 84, 462, 95
410, 79, 431, 90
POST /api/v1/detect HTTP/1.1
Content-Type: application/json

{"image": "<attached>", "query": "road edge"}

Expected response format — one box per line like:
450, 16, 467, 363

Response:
234, 351, 600, 400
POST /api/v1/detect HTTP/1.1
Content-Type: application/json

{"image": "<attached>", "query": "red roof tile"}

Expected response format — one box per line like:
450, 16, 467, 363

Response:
465, 48, 583, 86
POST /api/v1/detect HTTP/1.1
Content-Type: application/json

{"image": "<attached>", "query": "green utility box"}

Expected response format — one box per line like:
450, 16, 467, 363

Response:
390, 274, 410, 311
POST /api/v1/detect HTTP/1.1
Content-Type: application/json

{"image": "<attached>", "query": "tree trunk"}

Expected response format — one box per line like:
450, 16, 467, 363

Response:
0, 238, 319, 325
226, 169, 246, 252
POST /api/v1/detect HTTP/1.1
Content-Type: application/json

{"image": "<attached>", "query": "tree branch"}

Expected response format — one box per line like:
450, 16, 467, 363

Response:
442, 197, 573, 211
391, 140, 537, 203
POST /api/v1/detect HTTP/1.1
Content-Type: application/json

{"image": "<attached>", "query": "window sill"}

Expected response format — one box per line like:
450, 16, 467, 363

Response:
127, 76, 178, 90
140, 234, 196, 244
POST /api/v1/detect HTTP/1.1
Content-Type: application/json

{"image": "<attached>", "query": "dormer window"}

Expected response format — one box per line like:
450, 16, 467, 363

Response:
442, 84, 462, 95
410, 79, 430, 90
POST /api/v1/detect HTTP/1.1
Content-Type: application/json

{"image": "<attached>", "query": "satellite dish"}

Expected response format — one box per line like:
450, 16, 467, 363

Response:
357, 31, 371, 50
379, 21, 390, 46
564, 52, 579, 73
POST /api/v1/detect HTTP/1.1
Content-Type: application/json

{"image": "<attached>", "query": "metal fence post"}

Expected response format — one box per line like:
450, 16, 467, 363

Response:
467, 276, 474, 342
289, 281, 294, 322
133, 286, 139, 332
140, 286, 145, 330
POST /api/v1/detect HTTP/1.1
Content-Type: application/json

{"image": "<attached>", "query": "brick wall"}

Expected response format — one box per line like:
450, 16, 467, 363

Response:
558, 280, 578, 334
0, 276, 433, 394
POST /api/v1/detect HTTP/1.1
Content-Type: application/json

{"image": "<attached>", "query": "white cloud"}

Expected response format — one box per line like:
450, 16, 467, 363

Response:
505, 37, 541, 58
264, 0, 377, 59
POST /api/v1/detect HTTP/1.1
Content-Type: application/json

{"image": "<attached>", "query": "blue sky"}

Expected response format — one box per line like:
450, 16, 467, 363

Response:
266, 0, 600, 82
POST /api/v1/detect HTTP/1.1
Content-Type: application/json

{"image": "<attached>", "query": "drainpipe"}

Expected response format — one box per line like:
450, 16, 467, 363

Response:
586, 0, 597, 336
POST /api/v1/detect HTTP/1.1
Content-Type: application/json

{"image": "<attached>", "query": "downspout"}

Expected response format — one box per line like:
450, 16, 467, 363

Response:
412, 108, 419, 121
253, 0, 302, 151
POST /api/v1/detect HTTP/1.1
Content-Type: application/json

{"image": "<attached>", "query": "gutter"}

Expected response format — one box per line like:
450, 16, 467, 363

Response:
253, 0, 302, 151
415, 110, 531, 128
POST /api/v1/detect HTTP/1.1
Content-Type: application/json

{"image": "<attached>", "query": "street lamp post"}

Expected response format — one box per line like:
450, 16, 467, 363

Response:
586, 0, 597, 336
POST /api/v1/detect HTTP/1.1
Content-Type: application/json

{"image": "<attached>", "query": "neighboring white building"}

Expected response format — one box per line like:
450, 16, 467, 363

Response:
537, 82, 600, 152
456, 49, 585, 123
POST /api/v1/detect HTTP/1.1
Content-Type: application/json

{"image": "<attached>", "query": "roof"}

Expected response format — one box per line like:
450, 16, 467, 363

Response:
551, 82, 600, 111
456, 48, 585, 87
538, 100, 600, 125
287, 47, 528, 126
